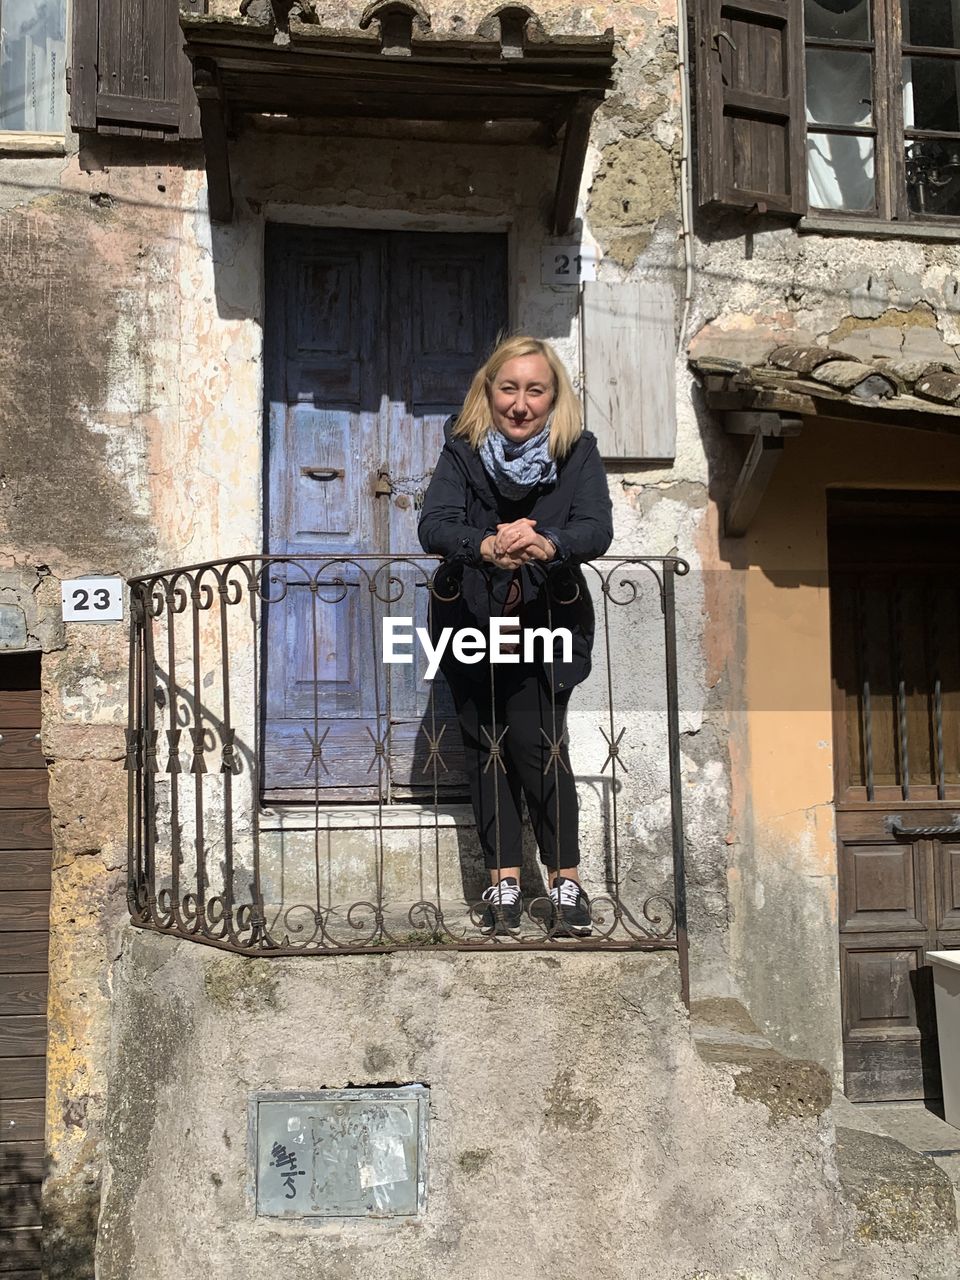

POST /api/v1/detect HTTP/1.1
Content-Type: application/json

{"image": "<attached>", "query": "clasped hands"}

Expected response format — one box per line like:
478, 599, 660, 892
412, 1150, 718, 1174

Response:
480, 518, 556, 570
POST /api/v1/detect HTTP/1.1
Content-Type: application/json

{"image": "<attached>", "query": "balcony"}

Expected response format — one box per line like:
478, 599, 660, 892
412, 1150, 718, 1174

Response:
125, 555, 689, 991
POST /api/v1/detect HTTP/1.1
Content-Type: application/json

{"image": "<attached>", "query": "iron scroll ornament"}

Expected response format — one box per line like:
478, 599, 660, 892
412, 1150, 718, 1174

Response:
125, 554, 690, 965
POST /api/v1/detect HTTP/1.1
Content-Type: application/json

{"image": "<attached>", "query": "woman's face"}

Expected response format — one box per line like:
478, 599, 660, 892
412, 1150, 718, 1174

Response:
488, 354, 556, 445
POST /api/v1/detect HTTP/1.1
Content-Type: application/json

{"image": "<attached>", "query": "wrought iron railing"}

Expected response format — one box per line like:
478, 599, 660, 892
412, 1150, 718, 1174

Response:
126, 555, 689, 996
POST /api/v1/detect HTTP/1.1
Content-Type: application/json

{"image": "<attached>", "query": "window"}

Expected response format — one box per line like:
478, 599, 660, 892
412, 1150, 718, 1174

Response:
807, 0, 960, 219
0, 0, 67, 136
901, 0, 960, 216
805, 0, 876, 213
695, 0, 960, 224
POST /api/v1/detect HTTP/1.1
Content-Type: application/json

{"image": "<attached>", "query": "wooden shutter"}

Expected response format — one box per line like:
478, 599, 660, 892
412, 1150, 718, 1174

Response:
70, 0, 201, 140
582, 281, 677, 460
695, 0, 807, 214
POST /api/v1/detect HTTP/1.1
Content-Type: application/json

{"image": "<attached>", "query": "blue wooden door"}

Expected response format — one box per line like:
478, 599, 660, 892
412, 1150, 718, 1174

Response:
264, 226, 507, 798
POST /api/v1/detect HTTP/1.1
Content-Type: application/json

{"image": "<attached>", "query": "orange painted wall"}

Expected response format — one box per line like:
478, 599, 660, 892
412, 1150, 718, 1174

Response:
721, 412, 960, 1071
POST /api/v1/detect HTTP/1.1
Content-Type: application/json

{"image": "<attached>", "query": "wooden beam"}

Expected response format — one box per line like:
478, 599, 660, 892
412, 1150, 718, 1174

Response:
723, 410, 803, 437
204, 44, 613, 92
725, 431, 787, 537
225, 86, 569, 123
179, 0, 205, 140
552, 97, 595, 235
710, 381, 960, 434
97, 94, 180, 127
193, 60, 234, 224
208, 46, 603, 100
705, 386, 817, 415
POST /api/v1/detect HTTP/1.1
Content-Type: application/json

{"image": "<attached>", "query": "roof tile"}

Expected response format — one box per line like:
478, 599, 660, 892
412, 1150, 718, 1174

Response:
809, 360, 895, 398
768, 345, 847, 374
914, 371, 960, 404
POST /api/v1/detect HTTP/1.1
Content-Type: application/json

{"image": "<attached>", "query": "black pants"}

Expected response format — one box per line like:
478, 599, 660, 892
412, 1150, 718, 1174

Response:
450, 667, 580, 871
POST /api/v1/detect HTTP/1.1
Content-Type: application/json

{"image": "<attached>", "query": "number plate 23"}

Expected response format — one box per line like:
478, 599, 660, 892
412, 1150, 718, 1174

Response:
61, 577, 124, 622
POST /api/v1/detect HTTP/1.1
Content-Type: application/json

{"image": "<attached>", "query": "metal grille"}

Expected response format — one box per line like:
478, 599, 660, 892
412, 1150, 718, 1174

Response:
833, 571, 960, 802
125, 555, 689, 995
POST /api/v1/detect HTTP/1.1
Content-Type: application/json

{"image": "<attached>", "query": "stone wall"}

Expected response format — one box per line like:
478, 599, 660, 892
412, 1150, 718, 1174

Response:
95, 935, 960, 1280
98, 939, 839, 1280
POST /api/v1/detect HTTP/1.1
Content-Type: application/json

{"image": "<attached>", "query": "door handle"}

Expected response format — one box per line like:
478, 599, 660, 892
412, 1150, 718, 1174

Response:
712, 29, 736, 53
888, 816, 960, 838
300, 467, 344, 481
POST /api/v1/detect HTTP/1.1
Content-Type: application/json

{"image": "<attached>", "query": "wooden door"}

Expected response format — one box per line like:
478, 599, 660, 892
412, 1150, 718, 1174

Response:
264, 226, 507, 800
830, 492, 960, 1101
0, 654, 49, 1277
386, 233, 507, 790
264, 228, 385, 799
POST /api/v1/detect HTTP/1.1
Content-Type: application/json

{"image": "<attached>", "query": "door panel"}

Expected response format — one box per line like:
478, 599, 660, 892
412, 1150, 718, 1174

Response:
830, 492, 960, 1100
265, 229, 384, 797
844, 944, 924, 1029
281, 583, 362, 719
387, 235, 506, 790
265, 226, 507, 798
268, 232, 383, 557
842, 941, 940, 1102
388, 233, 506, 557
287, 412, 356, 539
838, 838, 926, 932
936, 840, 960, 929
0, 654, 49, 1259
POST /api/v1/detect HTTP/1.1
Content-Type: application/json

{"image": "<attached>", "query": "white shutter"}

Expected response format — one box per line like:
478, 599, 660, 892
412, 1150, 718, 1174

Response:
582, 281, 677, 460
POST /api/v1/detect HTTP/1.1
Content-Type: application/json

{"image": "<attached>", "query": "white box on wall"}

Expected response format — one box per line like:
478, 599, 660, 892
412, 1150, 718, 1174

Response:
929, 952, 960, 1130
581, 281, 677, 460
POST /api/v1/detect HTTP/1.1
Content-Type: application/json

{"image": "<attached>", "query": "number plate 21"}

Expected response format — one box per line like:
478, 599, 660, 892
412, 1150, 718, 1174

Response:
540, 244, 598, 286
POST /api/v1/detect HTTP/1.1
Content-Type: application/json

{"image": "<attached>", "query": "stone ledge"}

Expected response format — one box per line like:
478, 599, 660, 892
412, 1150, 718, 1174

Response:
836, 1125, 958, 1244
700, 1041, 834, 1123
690, 997, 833, 1124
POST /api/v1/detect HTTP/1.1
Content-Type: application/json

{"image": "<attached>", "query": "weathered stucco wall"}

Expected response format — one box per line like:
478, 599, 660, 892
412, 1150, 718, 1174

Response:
0, 142, 263, 1272
98, 940, 848, 1280
13, 0, 959, 1265
0, 5, 704, 1266
95, 935, 960, 1279
0, 149, 187, 1275
687, 210, 960, 1076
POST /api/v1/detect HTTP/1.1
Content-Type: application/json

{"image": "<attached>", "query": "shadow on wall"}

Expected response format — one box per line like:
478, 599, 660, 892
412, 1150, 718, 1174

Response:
203, 130, 576, 340
0, 1146, 99, 1279
73, 135, 206, 230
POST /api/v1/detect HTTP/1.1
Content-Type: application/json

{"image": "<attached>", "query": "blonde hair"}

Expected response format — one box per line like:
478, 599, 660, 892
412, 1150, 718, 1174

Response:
453, 335, 583, 459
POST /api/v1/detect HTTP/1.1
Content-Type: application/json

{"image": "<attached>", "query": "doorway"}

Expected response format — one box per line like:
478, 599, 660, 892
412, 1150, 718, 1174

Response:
0, 652, 50, 1272
262, 225, 508, 799
829, 491, 960, 1101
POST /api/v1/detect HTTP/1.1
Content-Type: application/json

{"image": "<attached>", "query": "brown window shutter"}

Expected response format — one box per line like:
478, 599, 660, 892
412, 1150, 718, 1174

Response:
70, 0, 201, 140
695, 0, 807, 215
70, 0, 99, 130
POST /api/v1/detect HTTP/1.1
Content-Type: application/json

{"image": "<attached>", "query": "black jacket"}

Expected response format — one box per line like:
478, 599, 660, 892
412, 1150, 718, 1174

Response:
417, 418, 614, 689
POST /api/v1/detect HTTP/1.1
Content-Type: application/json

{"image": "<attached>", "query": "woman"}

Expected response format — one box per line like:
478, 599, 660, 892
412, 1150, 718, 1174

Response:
417, 336, 613, 936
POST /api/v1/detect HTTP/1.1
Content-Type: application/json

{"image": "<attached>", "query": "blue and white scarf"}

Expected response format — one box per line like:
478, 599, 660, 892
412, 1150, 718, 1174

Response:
478, 422, 557, 499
